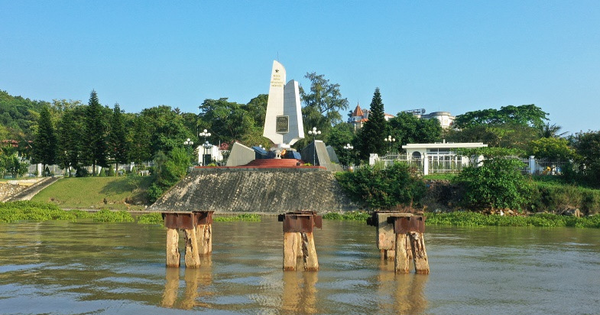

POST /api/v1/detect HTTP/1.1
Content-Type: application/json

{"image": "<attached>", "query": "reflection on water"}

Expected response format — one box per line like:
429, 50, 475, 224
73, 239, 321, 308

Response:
1, 218, 600, 314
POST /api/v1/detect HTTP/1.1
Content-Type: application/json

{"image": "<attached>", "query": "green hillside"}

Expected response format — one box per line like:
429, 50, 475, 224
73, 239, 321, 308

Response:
31, 176, 152, 210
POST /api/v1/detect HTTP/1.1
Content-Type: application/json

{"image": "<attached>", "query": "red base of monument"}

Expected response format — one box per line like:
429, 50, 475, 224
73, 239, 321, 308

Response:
195, 159, 326, 169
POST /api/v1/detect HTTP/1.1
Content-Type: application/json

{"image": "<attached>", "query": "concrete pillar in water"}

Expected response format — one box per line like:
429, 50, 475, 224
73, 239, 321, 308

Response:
279, 211, 322, 271
409, 232, 430, 274
302, 232, 319, 271
166, 228, 180, 268
369, 212, 430, 274
184, 228, 201, 268
162, 211, 214, 268
196, 224, 212, 255
394, 233, 411, 274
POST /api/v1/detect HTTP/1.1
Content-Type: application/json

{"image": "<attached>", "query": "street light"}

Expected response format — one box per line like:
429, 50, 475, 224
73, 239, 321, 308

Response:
198, 129, 212, 166
199, 129, 211, 143
308, 127, 321, 166
384, 135, 396, 154
184, 138, 194, 167
343, 143, 354, 169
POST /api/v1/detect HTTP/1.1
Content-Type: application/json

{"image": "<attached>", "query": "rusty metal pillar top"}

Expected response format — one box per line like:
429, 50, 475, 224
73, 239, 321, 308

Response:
278, 211, 322, 233
162, 211, 214, 229
387, 215, 426, 234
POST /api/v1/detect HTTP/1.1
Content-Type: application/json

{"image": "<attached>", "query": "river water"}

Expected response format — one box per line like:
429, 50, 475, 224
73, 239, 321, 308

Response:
1, 218, 599, 314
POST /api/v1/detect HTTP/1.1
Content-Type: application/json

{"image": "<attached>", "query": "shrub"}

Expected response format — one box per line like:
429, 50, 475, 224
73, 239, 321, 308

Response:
453, 148, 534, 211
336, 162, 426, 210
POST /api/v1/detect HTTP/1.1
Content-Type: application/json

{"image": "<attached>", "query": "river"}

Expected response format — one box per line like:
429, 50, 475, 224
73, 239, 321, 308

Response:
1, 218, 599, 314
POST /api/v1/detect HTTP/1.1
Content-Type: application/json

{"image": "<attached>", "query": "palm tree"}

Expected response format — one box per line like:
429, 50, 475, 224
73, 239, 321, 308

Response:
538, 123, 568, 138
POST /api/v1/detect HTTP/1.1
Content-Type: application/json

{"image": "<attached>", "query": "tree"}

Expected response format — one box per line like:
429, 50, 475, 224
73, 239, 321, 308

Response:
32, 106, 57, 174
453, 104, 548, 130
357, 88, 387, 160
325, 122, 358, 166
388, 112, 442, 146
57, 107, 85, 176
129, 115, 153, 165
538, 123, 568, 139
453, 147, 534, 211
108, 103, 129, 176
528, 137, 574, 161
571, 131, 600, 186
198, 98, 263, 146
300, 73, 349, 144
147, 147, 189, 203
336, 162, 426, 210
139, 105, 192, 157
83, 90, 109, 176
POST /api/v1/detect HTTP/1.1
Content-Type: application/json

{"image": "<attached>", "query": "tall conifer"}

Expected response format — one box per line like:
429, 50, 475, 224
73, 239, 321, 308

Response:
108, 103, 128, 176
33, 106, 57, 174
84, 90, 108, 176
358, 88, 387, 160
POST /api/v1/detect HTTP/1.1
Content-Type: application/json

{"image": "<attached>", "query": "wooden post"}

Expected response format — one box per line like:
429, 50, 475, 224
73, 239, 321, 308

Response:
283, 232, 299, 271
196, 223, 212, 255
184, 228, 201, 268
166, 228, 181, 268
394, 233, 411, 274
280, 211, 322, 272
375, 213, 396, 260
409, 232, 430, 274
302, 232, 319, 271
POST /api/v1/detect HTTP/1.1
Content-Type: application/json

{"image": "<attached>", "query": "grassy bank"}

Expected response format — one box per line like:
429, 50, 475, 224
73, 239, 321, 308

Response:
0, 201, 263, 225
30, 176, 152, 210
425, 211, 600, 228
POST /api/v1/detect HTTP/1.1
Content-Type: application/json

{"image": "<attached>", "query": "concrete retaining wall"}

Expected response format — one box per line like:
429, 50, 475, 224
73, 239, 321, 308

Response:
148, 168, 358, 213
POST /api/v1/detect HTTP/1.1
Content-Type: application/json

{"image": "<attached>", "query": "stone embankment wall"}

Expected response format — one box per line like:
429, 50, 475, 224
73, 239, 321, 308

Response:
0, 182, 28, 202
149, 168, 359, 213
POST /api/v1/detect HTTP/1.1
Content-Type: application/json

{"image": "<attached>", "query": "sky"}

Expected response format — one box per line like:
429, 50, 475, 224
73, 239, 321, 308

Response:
1, 1, 599, 135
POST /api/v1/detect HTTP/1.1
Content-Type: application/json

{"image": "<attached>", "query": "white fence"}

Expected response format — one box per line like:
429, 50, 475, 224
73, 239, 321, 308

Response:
374, 154, 565, 176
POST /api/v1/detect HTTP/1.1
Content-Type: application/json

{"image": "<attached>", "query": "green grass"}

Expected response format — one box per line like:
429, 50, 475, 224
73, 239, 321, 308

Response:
0, 201, 141, 223
425, 211, 600, 228
323, 211, 370, 221
31, 176, 152, 210
213, 213, 261, 222
137, 212, 164, 225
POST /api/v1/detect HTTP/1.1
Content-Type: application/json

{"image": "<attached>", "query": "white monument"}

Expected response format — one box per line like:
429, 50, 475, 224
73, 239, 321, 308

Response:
262, 60, 304, 157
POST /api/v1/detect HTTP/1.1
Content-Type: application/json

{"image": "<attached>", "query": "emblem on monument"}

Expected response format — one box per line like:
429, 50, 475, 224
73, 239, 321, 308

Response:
276, 115, 289, 134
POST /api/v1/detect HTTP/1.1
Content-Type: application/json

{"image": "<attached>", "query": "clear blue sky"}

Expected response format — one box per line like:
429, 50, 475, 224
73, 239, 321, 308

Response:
1, 1, 599, 135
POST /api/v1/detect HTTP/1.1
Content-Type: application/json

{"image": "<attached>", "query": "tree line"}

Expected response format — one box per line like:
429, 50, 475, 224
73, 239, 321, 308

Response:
2, 74, 600, 187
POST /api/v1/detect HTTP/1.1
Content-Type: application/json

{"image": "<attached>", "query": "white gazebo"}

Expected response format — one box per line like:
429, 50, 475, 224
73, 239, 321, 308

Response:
402, 141, 487, 175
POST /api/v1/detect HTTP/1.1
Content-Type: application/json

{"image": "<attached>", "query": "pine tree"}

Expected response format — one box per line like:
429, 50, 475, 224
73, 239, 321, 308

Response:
358, 88, 387, 160
32, 106, 57, 175
108, 103, 128, 176
83, 90, 109, 176
57, 108, 83, 176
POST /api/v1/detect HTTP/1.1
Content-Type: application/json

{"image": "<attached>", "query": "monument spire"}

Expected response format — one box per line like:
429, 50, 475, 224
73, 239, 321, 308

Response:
263, 60, 304, 151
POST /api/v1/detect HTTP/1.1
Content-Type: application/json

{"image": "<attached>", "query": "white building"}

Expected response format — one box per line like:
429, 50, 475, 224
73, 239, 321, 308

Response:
402, 141, 487, 175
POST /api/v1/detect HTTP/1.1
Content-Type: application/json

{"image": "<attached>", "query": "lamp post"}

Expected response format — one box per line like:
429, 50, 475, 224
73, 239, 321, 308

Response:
198, 129, 212, 166
307, 127, 321, 166
384, 135, 396, 154
343, 143, 354, 169
184, 137, 194, 163
199, 129, 211, 143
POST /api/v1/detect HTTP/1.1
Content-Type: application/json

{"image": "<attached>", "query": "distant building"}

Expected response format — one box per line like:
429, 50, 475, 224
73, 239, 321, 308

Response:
348, 103, 395, 131
421, 111, 455, 129
349, 104, 455, 130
